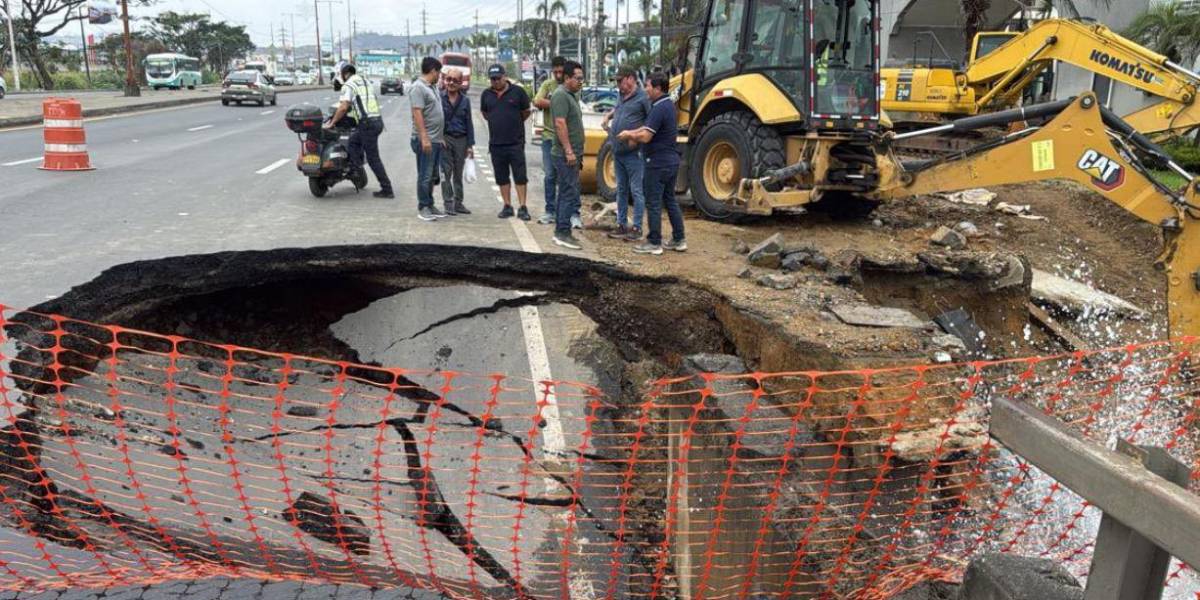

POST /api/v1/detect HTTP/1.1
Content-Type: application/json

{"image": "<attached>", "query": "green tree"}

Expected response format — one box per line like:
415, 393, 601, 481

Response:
95, 31, 168, 85
150, 11, 212, 58
1125, 2, 1200, 64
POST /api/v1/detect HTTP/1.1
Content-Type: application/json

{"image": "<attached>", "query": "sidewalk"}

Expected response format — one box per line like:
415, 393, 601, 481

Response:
0, 85, 324, 128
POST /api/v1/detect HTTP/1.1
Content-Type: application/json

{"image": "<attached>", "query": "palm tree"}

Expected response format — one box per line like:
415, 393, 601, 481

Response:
1125, 2, 1200, 64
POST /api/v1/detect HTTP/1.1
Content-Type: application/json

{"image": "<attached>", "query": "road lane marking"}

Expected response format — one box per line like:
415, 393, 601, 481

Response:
255, 158, 291, 174
260, 110, 275, 115
187, 125, 213, 132
2, 157, 42, 166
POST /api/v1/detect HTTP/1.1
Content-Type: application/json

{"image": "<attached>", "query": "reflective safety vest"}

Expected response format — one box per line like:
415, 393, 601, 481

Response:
343, 74, 382, 121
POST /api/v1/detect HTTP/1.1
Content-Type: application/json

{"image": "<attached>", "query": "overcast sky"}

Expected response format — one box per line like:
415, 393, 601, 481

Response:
77, 0, 650, 47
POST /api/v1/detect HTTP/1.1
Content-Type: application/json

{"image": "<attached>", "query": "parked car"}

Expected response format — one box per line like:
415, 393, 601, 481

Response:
380, 77, 404, 95
297, 72, 316, 85
221, 70, 277, 106
0, 75, 6, 99
275, 72, 296, 86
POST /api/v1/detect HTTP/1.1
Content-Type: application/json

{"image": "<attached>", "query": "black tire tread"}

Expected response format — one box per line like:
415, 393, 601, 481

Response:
690, 110, 786, 221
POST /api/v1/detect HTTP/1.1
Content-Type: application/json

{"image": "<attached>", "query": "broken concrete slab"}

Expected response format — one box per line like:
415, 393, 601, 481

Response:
934, 308, 985, 356
748, 250, 782, 269
930, 226, 967, 249
831, 304, 927, 328
731, 239, 750, 255
1031, 269, 1146, 319
747, 233, 784, 268
757, 273, 798, 290
960, 553, 1083, 600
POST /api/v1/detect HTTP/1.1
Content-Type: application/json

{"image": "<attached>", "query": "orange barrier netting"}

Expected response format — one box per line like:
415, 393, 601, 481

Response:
1, 305, 1199, 599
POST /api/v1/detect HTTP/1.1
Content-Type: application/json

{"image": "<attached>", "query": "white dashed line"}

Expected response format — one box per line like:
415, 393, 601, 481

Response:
260, 110, 276, 115
187, 125, 213, 132
255, 158, 291, 174
2, 157, 41, 166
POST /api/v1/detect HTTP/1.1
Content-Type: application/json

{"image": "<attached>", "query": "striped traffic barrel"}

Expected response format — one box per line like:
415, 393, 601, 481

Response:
39, 98, 94, 171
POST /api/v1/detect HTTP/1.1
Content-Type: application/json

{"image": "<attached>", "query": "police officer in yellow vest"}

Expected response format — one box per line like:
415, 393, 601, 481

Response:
325, 61, 394, 198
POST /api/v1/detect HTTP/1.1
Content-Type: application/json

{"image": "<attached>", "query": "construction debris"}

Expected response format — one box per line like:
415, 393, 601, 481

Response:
747, 233, 784, 268
941, 188, 996, 206
930, 226, 967, 249
757, 273, 798, 290
934, 309, 985, 356
995, 202, 1048, 221
1026, 301, 1088, 351
955, 221, 981, 238
732, 239, 751, 255
831, 303, 927, 328
1031, 269, 1146, 319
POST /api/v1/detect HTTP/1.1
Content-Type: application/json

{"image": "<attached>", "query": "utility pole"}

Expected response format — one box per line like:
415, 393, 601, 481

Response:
283, 12, 301, 69
316, 0, 341, 77
120, 0, 138, 96
2, 0, 18, 91
406, 18, 411, 70
345, 0, 353, 60
421, 4, 428, 36
314, 0, 324, 84
269, 22, 277, 66
278, 23, 289, 70
78, 5, 92, 88
352, 19, 357, 63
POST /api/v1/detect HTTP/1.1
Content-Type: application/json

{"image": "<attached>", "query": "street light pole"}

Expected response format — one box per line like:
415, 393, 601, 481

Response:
78, 6, 91, 87
120, 0, 139, 96
3, 0, 21, 91
345, 0, 352, 60
314, 0, 324, 84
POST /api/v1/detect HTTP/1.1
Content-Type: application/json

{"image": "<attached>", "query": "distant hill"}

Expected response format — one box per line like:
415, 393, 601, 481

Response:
261, 24, 501, 56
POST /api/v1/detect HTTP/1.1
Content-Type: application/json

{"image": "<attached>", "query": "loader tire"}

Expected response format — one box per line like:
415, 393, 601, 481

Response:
690, 110, 785, 220
596, 140, 618, 203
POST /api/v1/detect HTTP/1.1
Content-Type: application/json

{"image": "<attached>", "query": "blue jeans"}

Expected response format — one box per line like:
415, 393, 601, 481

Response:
644, 165, 684, 245
541, 139, 558, 215
613, 151, 645, 230
411, 137, 442, 209
553, 153, 581, 236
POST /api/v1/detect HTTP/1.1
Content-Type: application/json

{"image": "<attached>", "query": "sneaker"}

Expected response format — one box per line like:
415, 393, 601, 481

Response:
517, 206, 531, 221
442, 205, 457, 216
498, 205, 515, 218
428, 206, 448, 219
571, 215, 584, 230
373, 190, 395, 199
663, 238, 688, 252
606, 225, 629, 239
454, 204, 472, 215
633, 242, 663, 255
553, 233, 583, 250
417, 207, 437, 221
623, 227, 643, 242
537, 213, 555, 225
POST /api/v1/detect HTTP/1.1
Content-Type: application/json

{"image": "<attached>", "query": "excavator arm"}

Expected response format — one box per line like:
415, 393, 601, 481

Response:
875, 92, 1200, 342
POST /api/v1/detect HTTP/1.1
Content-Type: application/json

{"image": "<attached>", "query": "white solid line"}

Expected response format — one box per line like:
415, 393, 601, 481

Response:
518, 304, 566, 456
255, 158, 290, 174
260, 110, 275, 115
187, 124, 213, 132
2, 157, 42, 166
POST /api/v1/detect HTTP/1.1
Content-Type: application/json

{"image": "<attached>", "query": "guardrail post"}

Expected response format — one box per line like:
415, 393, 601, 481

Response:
1083, 441, 1189, 600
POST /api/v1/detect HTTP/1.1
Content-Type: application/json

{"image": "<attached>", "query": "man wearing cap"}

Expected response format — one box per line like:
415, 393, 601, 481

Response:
532, 56, 566, 225
325, 61, 393, 198
479, 64, 533, 220
602, 65, 651, 241
410, 56, 447, 221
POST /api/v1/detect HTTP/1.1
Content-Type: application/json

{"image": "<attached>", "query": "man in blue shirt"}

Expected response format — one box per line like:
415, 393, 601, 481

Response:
618, 71, 686, 255
602, 65, 652, 241
439, 68, 474, 216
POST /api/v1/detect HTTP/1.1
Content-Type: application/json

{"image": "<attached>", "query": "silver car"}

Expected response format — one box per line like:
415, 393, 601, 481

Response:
0, 75, 6, 99
221, 70, 277, 106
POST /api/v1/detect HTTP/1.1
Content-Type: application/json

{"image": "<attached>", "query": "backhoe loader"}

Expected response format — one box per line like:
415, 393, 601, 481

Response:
880, 18, 1200, 138
581, 0, 1200, 340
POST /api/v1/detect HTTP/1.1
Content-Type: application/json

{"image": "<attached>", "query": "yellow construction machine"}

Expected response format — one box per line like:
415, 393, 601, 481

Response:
880, 18, 1200, 138
581, 0, 1200, 341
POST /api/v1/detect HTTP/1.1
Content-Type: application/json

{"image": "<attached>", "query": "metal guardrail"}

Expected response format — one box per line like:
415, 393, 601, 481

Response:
991, 397, 1200, 599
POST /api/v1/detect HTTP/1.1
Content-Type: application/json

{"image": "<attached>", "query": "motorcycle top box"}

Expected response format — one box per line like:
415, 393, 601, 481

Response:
285, 104, 325, 134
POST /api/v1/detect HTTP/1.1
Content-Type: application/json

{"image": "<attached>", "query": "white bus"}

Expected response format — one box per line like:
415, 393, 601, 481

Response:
144, 53, 202, 90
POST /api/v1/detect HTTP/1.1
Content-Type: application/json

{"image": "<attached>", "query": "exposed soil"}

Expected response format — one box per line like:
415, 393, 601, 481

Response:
583, 179, 1167, 366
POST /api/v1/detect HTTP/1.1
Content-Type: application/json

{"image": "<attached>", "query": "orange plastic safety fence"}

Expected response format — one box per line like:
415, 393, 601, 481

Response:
1, 305, 1199, 599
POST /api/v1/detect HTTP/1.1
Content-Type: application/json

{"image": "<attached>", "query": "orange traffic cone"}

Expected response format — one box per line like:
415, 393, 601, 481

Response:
39, 98, 94, 171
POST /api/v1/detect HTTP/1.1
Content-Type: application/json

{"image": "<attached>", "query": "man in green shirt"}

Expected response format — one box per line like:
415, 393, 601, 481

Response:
550, 60, 586, 250
533, 56, 566, 225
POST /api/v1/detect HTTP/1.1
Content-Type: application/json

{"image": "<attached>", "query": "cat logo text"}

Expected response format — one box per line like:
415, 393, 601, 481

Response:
1077, 149, 1125, 191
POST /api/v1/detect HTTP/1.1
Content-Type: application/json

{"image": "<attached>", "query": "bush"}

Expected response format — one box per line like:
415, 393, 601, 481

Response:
202, 70, 222, 85
0, 70, 40, 91
90, 70, 125, 90
50, 71, 90, 90
1164, 140, 1200, 172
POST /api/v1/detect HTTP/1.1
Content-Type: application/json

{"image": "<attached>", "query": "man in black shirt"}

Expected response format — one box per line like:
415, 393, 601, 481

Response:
479, 64, 532, 220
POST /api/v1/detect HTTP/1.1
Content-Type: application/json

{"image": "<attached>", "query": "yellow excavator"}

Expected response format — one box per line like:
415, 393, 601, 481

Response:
880, 18, 1200, 138
582, 0, 1200, 341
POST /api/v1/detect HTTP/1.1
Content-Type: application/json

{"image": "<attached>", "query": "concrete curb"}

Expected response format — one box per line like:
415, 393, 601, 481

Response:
0, 86, 326, 130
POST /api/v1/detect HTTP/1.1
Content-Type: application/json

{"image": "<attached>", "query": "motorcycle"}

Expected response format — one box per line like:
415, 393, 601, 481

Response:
285, 103, 367, 197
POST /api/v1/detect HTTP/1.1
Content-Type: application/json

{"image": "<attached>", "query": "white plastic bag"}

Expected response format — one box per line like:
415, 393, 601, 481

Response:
464, 158, 478, 184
